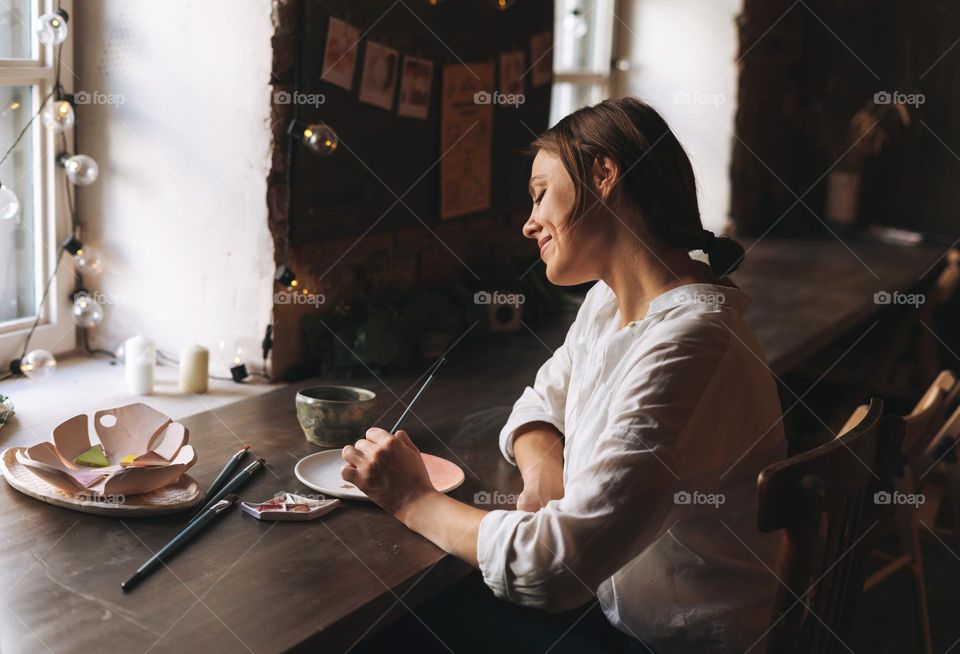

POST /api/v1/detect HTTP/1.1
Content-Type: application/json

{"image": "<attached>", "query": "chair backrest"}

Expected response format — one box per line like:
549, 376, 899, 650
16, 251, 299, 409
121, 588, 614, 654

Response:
758, 399, 904, 654
903, 371, 958, 462
838, 371, 958, 464
931, 249, 960, 305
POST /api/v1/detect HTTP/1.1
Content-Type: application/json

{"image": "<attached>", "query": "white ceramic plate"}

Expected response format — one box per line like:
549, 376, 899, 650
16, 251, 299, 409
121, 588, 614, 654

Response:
295, 450, 465, 501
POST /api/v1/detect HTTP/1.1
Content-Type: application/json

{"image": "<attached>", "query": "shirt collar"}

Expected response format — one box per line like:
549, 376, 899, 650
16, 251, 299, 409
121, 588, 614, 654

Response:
645, 283, 752, 318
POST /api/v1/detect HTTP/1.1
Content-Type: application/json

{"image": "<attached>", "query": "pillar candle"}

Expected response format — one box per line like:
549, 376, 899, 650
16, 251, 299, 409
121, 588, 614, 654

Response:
179, 345, 209, 394
124, 335, 155, 395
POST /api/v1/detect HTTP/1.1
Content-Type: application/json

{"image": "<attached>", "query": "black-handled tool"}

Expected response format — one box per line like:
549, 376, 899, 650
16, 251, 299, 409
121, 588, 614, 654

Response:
189, 445, 249, 518
185, 457, 266, 527
122, 494, 238, 592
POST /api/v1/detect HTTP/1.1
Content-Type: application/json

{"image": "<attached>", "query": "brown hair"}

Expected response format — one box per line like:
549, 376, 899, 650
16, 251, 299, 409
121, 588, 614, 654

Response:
529, 97, 745, 276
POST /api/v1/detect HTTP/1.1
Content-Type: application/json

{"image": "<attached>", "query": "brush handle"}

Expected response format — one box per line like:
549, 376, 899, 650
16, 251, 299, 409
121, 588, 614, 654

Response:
390, 357, 446, 433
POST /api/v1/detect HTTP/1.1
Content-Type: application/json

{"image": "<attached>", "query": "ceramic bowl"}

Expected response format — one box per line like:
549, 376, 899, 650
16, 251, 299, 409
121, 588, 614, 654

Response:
296, 386, 377, 448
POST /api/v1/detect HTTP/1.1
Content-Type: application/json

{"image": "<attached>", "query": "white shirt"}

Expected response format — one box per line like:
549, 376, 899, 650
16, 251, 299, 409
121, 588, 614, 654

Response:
476, 281, 786, 653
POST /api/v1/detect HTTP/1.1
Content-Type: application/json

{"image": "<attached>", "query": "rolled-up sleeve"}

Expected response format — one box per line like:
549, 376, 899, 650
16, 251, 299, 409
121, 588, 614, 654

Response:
479, 327, 729, 612
497, 337, 573, 466
497, 287, 604, 465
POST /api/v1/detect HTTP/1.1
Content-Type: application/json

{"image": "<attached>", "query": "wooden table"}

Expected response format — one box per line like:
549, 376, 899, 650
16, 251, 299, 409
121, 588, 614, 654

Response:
0, 237, 948, 653
735, 237, 949, 375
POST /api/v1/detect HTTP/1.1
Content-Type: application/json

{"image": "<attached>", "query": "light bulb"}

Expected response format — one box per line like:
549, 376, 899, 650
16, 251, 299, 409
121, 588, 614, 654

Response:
496, 0, 515, 10
216, 339, 245, 365
75, 247, 103, 276
72, 294, 103, 328
302, 123, 338, 156
19, 349, 57, 379
563, 9, 589, 39
63, 155, 99, 186
42, 99, 75, 132
36, 12, 69, 46
275, 264, 297, 288
2, 99, 22, 117
216, 338, 251, 382
0, 185, 20, 221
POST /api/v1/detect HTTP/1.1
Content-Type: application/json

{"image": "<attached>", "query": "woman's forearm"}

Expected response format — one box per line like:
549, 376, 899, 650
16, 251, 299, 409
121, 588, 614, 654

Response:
513, 421, 564, 478
397, 491, 486, 567
512, 422, 565, 511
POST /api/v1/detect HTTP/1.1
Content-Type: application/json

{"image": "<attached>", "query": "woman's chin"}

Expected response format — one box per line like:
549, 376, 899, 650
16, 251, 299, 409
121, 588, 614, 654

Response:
544, 262, 584, 287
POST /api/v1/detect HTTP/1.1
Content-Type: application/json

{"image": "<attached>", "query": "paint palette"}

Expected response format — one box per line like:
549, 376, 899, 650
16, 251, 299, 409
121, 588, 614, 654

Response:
240, 493, 340, 521
294, 450, 465, 501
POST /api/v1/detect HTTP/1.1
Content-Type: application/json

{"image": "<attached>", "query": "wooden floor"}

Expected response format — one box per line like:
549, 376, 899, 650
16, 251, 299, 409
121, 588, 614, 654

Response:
855, 536, 960, 653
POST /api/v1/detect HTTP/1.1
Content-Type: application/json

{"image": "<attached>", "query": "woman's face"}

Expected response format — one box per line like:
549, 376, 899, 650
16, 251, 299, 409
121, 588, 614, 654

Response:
524, 149, 612, 286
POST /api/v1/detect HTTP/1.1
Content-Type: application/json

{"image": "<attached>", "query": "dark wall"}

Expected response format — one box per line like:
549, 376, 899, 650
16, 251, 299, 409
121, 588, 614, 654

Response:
289, 0, 552, 243
266, 0, 554, 378
731, 0, 960, 237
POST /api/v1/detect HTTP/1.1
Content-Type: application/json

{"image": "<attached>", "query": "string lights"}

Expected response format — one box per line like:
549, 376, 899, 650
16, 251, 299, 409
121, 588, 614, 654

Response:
0, 3, 103, 382
3, 4, 273, 386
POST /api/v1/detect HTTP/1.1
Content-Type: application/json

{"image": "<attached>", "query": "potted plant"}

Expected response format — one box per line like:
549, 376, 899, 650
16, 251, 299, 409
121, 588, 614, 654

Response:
826, 94, 914, 230
0, 394, 14, 429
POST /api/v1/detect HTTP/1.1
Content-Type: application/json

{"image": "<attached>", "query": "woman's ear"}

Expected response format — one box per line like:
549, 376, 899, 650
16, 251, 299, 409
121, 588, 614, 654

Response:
591, 155, 619, 202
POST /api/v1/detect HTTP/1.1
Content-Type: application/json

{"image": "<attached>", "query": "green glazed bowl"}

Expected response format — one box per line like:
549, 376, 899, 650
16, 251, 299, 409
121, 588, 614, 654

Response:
296, 386, 378, 448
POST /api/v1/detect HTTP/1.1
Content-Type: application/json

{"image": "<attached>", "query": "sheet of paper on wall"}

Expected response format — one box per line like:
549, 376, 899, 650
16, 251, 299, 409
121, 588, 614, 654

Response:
440, 63, 494, 220
359, 40, 400, 111
398, 56, 434, 120
529, 32, 553, 88
320, 16, 360, 91
500, 51, 526, 98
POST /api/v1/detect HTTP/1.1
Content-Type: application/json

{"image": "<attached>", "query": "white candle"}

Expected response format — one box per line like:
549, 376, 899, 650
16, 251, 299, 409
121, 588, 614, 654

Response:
179, 345, 209, 394
124, 335, 155, 395
128, 360, 154, 395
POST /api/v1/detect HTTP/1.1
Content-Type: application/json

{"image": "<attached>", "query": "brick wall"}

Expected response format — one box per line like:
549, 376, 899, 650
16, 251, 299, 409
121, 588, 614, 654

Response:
266, 0, 533, 379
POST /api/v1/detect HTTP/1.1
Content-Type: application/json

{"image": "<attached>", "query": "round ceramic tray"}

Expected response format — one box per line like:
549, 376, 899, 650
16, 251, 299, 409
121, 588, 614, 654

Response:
1, 447, 202, 516
295, 450, 465, 501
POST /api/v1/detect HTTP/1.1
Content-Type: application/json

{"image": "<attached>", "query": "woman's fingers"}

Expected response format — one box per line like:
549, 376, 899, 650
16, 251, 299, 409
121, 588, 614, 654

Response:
341, 444, 364, 466
340, 464, 359, 483
394, 429, 419, 451
365, 427, 392, 443
354, 439, 376, 456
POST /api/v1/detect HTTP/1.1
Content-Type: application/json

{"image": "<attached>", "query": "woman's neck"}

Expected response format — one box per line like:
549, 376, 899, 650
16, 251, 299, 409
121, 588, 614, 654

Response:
602, 236, 715, 329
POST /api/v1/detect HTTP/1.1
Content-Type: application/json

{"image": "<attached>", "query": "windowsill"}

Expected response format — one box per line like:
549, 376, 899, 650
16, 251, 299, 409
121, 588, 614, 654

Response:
0, 354, 279, 450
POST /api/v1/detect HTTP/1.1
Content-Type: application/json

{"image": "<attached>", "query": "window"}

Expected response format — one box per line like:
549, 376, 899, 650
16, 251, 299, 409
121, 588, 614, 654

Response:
550, 0, 618, 125
0, 0, 75, 364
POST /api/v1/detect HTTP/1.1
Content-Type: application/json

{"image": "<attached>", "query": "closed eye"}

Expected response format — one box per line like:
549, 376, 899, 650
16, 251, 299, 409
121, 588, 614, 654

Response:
534, 190, 545, 205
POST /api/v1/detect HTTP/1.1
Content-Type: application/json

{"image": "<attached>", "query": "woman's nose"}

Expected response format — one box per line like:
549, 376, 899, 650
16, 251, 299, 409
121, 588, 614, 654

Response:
522, 213, 539, 240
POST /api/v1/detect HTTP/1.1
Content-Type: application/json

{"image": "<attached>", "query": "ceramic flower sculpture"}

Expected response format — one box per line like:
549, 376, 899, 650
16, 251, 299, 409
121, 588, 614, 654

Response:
16, 403, 196, 496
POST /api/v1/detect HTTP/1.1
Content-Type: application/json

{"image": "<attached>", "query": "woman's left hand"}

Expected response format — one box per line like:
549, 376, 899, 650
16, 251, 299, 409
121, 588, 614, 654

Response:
341, 427, 436, 516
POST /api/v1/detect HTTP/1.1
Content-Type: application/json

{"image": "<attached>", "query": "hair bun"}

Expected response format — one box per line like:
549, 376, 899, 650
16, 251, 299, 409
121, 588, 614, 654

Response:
706, 235, 745, 277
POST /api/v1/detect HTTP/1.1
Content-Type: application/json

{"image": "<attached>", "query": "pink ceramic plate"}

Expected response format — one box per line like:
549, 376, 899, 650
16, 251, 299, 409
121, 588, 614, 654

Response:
295, 450, 466, 501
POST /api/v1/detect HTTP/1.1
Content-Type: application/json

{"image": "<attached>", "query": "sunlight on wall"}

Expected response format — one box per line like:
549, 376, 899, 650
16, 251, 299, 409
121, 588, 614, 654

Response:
618, 0, 741, 233
75, 0, 275, 361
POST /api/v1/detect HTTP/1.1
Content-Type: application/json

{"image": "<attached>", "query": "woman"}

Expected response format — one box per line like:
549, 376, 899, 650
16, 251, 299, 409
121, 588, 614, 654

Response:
341, 97, 786, 653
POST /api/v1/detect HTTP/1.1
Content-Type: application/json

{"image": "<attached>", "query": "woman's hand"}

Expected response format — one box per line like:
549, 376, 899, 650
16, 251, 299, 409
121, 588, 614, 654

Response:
513, 422, 565, 511
341, 427, 437, 517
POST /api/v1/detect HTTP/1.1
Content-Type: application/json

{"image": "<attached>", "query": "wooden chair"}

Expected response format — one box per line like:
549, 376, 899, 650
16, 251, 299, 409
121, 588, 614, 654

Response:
918, 399, 960, 550
758, 399, 904, 654
837, 371, 960, 654
873, 249, 960, 393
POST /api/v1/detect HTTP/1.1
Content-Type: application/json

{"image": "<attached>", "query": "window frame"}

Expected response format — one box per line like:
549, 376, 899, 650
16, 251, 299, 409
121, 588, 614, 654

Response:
550, 0, 622, 125
0, 0, 76, 365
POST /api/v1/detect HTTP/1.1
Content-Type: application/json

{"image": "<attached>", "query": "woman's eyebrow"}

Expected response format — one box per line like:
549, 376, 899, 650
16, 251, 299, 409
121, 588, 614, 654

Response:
528, 174, 546, 197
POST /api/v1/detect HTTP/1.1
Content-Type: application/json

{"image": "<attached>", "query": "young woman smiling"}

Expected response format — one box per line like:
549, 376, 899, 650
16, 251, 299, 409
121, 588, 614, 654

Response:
341, 97, 786, 653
